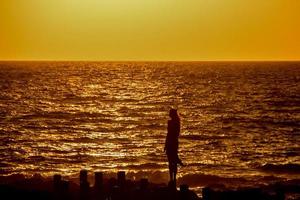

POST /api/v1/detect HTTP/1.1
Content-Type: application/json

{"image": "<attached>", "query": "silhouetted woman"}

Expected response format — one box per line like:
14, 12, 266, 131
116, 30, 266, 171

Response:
164, 108, 183, 184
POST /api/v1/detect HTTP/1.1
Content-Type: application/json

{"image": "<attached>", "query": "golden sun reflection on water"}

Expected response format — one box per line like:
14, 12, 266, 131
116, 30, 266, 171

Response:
1, 62, 299, 187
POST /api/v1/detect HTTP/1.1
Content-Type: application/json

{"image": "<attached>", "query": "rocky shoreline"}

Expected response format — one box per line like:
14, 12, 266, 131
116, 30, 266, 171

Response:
0, 170, 299, 200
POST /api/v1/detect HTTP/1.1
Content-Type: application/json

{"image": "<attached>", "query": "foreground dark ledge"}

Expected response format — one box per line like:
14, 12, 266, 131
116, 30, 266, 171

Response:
0, 170, 299, 200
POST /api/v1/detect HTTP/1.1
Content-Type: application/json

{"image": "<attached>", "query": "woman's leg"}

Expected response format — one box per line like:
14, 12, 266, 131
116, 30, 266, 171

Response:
173, 163, 177, 185
168, 161, 173, 182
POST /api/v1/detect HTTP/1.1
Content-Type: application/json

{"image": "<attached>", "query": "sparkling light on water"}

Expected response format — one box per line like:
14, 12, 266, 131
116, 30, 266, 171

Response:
0, 61, 299, 186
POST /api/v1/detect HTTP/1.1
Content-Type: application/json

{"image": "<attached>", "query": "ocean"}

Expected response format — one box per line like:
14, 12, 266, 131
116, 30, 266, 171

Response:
0, 61, 299, 189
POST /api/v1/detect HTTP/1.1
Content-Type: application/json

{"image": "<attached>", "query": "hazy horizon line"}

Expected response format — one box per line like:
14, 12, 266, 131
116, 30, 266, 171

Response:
0, 59, 300, 63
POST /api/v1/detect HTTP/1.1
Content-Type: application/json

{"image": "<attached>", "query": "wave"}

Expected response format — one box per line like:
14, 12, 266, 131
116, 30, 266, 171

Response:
181, 134, 235, 141
124, 163, 165, 169
26, 156, 46, 161
12, 111, 112, 121
178, 174, 246, 187
260, 164, 300, 174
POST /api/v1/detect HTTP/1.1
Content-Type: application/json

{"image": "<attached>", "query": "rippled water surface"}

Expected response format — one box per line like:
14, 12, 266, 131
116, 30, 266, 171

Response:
0, 61, 299, 185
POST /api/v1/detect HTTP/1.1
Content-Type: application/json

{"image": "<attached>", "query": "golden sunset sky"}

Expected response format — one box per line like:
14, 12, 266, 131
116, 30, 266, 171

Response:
0, 0, 299, 61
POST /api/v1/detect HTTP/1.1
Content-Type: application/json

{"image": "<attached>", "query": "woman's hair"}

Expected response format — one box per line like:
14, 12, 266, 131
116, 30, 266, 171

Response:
169, 109, 180, 121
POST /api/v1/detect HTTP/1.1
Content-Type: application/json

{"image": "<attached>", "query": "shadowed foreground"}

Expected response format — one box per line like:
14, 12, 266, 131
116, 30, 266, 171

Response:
0, 170, 300, 200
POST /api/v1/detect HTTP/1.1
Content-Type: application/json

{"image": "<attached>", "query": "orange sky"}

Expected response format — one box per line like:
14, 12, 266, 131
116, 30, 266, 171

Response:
0, 0, 299, 61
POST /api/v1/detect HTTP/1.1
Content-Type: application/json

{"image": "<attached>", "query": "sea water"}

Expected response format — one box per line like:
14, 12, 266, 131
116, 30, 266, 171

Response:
0, 61, 299, 187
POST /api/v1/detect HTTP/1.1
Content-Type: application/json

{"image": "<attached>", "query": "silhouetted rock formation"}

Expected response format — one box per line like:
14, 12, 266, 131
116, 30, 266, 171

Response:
0, 170, 200, 200
202, 181, 300, 200
1, 171, 299, 200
